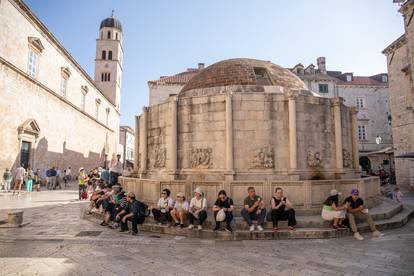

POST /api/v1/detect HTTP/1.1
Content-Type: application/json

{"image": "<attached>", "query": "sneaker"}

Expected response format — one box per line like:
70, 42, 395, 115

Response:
188, 224, 194, 230
197, 225, 203, 230
249, 225, 255, 232
372, 230, 384, 237
225, 227, 232, 232
179, 224, 184, 228
174, 222, 180, 227
257, 225, 264, 232
354, 232, 364, 240
213, 226, 220, 231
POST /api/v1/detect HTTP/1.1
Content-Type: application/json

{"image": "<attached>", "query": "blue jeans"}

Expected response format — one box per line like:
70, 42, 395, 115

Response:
26, 179, 33, 192
241, 208, 266, 226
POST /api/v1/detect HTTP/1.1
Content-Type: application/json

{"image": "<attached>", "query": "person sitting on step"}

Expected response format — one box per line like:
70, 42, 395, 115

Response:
151, 188, 174, 225
170, 192, 189, 228
188, 187, 208, 230
321, 189, 347, 229
116, 192, 146, 235
271, 187, 297, 232
241, 187, 266, 232
213, 190, 234, 232
344, 188, 383, 240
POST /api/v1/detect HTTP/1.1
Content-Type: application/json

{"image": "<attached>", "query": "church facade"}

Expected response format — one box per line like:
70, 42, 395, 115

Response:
0, 0, 123, 174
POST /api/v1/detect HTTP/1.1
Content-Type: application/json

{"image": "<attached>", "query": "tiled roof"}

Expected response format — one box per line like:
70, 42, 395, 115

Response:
336, 76, 387, 86
148, 69, 200, 85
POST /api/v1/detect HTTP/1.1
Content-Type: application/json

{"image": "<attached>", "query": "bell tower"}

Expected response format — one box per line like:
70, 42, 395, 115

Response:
94, 11, 123, 110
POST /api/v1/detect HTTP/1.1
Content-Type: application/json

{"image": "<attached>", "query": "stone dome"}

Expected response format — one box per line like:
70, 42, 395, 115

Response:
181, 58, 307, 93
100, 17, 122, 32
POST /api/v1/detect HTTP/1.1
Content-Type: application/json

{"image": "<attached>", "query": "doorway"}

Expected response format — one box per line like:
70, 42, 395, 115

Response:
20, 141, 31, 168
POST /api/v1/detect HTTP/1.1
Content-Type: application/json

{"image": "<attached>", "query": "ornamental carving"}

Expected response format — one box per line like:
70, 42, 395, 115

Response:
152, 147, 166, 169
251, 146, 274, 168
191, 148, 212, 169
307, 150, 322, 168
343, 149, 352, 168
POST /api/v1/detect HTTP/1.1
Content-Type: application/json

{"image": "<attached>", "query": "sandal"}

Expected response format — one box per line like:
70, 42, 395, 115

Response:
288, 226, 296, 231
273, 227, 278, 232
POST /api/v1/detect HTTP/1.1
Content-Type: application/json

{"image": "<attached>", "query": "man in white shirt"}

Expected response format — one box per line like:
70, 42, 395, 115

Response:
109, 154, 123, 186
13, 165, 26, 195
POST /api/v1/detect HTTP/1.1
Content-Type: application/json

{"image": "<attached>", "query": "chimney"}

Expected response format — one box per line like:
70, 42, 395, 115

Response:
317, 57, 326, 74
198, 63, 205, 70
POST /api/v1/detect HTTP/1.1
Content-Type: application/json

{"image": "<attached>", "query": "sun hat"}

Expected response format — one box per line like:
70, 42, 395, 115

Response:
330, 189, 342, 196
79, 167, 84, 172
194, 187, 203, 195
351, 188, 359, 195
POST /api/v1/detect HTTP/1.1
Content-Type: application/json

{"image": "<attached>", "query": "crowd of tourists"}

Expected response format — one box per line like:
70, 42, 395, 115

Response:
1, 164, 73, 194
87, 180, 384, 240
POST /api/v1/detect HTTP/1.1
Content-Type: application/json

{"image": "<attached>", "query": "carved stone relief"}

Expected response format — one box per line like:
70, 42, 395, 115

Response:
152, 147, 166, 169
307, 150, 322, 168
191, 148, 212, 169
343, 149, 352, 168
251, 146, 274, 168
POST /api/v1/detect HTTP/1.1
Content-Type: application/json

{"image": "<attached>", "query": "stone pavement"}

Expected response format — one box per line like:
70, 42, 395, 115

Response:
0, 189, 413, 275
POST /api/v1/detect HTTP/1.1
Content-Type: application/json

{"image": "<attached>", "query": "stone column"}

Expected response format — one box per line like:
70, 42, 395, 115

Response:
333, 98, 344, 173
350, 107, 360, 172
133, 115, 140, 174
225, 93, 234, 180
288, 93, 297, 170
169, 97, 178, 179
140, 107, 148, 175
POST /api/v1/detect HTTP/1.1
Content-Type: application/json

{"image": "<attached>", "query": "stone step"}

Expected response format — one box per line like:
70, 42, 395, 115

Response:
84, 201, 414, 240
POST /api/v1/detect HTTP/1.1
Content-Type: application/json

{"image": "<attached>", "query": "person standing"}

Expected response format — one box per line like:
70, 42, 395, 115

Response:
78, 168, 89, 200
25, 166, 34, 192
3, 168, 12, 192
13, 165, 26, 195
109, 154, 123, 186
33, 169, 41, 192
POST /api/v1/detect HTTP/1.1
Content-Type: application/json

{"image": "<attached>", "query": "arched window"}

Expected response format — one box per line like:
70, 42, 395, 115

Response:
108, 73, 110, 81
102, 50, 106, 60
107, 31, 111, 39
101, 73, 104, 81
108, 51, 112, 60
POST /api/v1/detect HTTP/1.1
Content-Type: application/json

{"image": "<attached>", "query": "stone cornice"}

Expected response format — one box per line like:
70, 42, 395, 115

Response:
0, 56, 114, 133
10, 0, 119, 112
399, 0, 414, 15
382, 34, 406, 55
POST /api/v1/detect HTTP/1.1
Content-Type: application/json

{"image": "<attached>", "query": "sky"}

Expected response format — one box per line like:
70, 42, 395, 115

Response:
25, 0, 405, 127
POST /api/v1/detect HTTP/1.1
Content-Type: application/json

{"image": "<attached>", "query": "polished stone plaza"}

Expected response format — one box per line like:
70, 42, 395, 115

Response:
0, 188, 413, 276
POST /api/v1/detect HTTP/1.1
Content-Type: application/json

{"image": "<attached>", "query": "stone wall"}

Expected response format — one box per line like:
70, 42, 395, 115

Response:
0, 0, 120, 174
120, 176, 381, 214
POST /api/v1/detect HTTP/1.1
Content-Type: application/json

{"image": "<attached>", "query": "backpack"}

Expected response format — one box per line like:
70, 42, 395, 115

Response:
138, 201, 150, 217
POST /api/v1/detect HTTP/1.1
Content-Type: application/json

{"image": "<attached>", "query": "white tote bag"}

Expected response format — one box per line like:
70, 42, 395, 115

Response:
216, 209, 226, 222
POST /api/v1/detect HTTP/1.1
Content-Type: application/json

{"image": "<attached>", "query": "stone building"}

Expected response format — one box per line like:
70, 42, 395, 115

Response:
119, 126, 135, 169
0, 0, 123, 174
291, 57, 392, 174
126, 58, 382, 214
382, 0, 414, 187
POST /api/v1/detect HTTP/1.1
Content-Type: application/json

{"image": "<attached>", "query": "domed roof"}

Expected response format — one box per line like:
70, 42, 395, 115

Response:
180, 58, 307, 93
100, 17, 122, 32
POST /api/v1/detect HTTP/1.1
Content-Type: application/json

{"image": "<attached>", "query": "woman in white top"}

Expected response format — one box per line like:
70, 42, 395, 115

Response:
151, 189, 174, 224
170, 192, 189, 228
188, 187, 208, 230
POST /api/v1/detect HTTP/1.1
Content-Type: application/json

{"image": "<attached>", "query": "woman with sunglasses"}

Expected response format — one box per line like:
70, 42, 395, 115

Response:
170, 192, 189, 228
212, 190, 234, 232
151, 188, 174, 224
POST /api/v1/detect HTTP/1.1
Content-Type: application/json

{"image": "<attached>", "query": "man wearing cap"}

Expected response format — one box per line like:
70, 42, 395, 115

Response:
343, 188, 383, 240
116, 192, 146, 235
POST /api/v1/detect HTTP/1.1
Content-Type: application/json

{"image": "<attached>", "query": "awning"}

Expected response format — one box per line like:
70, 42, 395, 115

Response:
363, 146, 394, 156
395, 152, 414, 159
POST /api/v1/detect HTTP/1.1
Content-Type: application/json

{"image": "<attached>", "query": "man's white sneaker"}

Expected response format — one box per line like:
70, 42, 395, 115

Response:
354, 232, 364, 240
188, 224, 194, 230
257, 225, 264, 231
249, 225, 255, 232
197, 225, 203, 230
372, 230, 384, 237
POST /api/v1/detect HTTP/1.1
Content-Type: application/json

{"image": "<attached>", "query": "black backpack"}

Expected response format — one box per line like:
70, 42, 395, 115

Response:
138, 201, 150, 217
